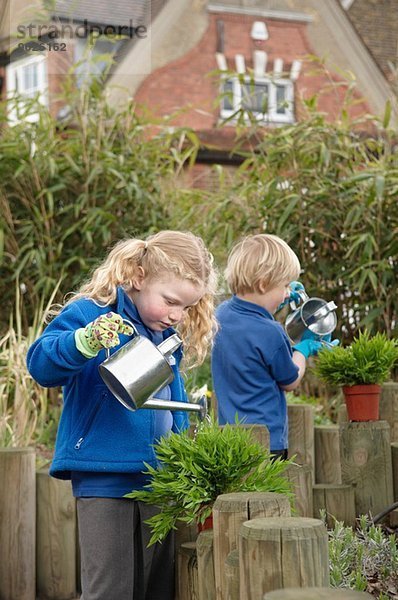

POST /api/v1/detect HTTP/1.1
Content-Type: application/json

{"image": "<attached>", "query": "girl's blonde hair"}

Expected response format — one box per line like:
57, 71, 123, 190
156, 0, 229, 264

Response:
68, 231, 217, 366
225, 234, 300, 295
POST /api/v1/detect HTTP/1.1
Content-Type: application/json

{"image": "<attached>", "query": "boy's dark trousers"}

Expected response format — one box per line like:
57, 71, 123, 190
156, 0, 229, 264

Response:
77, 498, 175, 600
270, 449, 288, 462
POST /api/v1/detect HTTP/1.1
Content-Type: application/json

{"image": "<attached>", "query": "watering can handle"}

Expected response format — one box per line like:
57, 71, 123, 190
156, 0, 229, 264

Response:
105, 318, 138, 359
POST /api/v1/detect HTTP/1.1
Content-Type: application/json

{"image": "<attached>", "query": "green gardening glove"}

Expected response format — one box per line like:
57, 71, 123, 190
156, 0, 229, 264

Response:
75, 312, 135, 358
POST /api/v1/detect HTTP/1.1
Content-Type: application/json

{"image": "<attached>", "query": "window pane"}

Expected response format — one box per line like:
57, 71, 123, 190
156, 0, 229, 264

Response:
221, 79, 234, 111
276, 84, 288, 114
22, 63, 39, 94
242, 82, 268, 114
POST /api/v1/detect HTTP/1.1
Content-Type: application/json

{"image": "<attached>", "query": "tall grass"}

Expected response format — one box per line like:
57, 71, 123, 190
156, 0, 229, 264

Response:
0, 283, 61, 448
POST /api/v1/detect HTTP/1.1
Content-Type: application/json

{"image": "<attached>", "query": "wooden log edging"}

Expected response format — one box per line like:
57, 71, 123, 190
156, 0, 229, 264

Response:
314, 425, 341, 484
213, 492, 291, 600
177, 541, 199, 600
263, 587, 374, 599
380, 382, 398, 442
313, 483, 356, 527
36, 469, 77, 600
239, 517, 329, 599
0, 447, 36, 600
340, 420, 394, 516
225, 549, 239, 600
288, 404, 315, 477
283, 463, 313, 517
196, 530, 215, 600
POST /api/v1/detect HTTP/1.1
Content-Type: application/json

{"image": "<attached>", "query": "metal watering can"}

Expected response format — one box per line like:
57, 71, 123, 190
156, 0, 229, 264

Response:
98, 319, 207, 420
285, 289, 338, 345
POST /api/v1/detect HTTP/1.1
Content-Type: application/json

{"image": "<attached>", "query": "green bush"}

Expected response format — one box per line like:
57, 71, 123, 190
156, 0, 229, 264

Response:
126, 416, 293, 545
329, 515, 398, 598
313, 331, 398, 386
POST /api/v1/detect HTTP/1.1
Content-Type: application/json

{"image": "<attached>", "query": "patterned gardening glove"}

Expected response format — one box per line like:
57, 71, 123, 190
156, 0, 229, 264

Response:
75, 312, 135, 358
276, 281, 306, 312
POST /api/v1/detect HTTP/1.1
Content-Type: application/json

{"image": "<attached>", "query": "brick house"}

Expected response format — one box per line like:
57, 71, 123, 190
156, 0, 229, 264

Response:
1, 1, 397, 155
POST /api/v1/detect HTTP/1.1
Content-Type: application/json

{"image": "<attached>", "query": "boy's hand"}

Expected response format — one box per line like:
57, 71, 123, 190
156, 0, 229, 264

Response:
293, 330, 339, 358
75, 312, 135, 358
277, 281, 306, 312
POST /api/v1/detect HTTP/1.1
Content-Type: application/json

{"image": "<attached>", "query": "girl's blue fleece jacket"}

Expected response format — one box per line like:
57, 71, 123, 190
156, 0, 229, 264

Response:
26, 287, 189, 480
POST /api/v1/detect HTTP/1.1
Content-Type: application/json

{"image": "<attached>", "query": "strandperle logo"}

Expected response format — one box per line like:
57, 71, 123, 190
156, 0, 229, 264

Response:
16, 19, 148, 41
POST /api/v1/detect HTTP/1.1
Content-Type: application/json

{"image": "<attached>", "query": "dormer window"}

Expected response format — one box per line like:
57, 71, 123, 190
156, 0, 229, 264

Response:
220, 75, 294, 124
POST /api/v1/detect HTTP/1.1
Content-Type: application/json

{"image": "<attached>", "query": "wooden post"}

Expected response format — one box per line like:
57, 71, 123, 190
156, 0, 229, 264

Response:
177, 541, 199, 600
36, 469, 77, 600
239, 517, 329, 598
0, 447, 36, 600
340, 421, 394, 516
220, 424, 270, 451
380, 382, 398, 442
283, 463, 313, 517
175, 520, 198, 600
263, 587, 374, 599
314, 426, 341, 484
337, 404, 348, 423
213, 492, 291, 600
197, 530, 215, 600
225, 549, 239, 600
313, 483, 356, 527
391, 442, 398, 500
288, 404, 315, 477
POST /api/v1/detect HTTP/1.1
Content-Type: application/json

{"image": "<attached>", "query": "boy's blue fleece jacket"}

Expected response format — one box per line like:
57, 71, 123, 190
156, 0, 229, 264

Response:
26, 287, 189, 479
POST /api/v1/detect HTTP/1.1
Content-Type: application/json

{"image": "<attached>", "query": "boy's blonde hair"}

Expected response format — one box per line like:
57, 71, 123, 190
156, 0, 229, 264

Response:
225, 234, 300, 295
68, 231, 218, 367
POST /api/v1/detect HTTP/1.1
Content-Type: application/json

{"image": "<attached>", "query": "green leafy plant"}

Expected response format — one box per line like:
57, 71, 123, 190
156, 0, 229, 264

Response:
126, 416, 293, 545
328, 515, 398, 599
313, 331, 398, 387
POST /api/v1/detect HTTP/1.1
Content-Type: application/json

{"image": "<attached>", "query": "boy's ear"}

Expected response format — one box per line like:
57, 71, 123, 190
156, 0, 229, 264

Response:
132, 266, 145, 290
258, 281, 267, 294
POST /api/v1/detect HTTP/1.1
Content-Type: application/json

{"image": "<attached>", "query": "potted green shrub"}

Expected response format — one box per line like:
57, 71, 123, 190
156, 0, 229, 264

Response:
126, 416, 293, 545
313, 331, 398, 421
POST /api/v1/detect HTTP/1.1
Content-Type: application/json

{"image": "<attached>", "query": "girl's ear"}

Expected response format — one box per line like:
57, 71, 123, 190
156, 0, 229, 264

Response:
131, 266, 145, 290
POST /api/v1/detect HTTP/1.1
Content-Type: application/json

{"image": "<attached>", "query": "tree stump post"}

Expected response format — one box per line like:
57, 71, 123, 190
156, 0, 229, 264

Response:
0, 447, 36, 600
225, 549, 239, 600
175, 520, 198, 600
288, 404, 315, 478
380, 382, 398, 442
340, 421, 394, 516
314, 425, 341, 484
197, 530, 215, 600
391, 442, 398, 500
213, 492, 291, 600
313, 483, 356, 527
263, 587, 374, 599
177, 541, 199, 600
239, 517, 329, 599
36, 469, 77, 600
283, 463, 313, 517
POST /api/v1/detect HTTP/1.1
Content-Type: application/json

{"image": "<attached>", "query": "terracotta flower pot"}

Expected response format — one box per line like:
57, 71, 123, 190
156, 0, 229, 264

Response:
342, 384, 381, 421
197, 514, 213, 532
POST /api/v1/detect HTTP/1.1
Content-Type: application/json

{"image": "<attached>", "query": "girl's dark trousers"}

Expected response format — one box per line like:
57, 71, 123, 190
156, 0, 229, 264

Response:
77, 498, 175, 600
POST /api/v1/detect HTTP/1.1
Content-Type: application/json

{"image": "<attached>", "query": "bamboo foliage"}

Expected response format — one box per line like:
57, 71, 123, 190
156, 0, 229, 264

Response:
0, 72, 199, 328
170, 100, 398, 342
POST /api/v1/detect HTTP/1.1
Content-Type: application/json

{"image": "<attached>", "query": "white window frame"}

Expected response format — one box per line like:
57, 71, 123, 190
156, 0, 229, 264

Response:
220, 75, 294, 124
6, 54, 48, 123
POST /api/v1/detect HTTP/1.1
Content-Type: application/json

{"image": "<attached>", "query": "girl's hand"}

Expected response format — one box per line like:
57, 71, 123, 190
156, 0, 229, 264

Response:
75, 312, 135, 358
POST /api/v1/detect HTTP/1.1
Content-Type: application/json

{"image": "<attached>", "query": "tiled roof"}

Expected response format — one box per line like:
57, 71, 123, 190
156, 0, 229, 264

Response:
53, 0, 148, 27
344, 0, 398, 81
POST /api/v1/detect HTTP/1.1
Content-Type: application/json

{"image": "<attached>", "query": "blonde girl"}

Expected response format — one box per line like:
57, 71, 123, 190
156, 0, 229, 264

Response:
27, 230, 217, 600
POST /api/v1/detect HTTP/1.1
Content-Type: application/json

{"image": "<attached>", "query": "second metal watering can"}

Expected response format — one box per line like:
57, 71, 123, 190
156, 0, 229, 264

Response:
285, 293, 338, 345
98, 319, 207, 420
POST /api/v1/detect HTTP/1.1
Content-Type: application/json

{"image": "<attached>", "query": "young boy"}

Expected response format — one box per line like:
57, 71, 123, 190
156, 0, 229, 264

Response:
211, 234, 325, 460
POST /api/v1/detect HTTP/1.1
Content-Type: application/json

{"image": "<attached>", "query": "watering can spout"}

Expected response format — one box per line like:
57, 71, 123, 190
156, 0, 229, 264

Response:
143, 395, 208, 421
